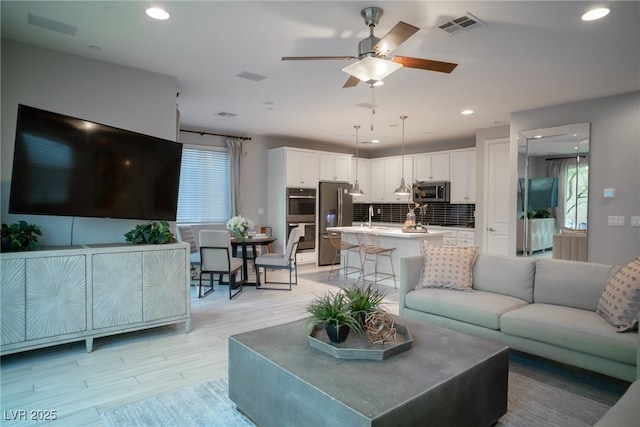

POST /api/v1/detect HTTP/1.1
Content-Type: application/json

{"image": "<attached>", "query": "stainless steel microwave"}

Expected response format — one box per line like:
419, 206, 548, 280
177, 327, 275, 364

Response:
414, 181, 450, 203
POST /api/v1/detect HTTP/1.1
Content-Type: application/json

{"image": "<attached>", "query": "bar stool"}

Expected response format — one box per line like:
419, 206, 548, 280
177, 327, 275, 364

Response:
356, 232, 397, 288
327, 233, 361, 280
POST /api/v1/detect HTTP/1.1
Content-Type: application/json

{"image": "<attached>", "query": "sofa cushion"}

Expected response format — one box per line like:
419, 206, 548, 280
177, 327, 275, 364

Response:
472, 254, 536, 303
405, 288, 529, 330
500, 303, 637, 365
596, 257, 640, 332
417, 244, 478, 290
534, 259, 620, 311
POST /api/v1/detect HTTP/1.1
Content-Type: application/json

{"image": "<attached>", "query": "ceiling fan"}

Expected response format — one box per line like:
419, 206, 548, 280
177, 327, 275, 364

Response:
282, 6, 458, 88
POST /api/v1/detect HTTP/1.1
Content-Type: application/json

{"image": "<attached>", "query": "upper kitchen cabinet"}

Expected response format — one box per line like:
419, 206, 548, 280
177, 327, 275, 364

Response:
319, 153, 351, 182
414, 152, 450, 182
450, 149, 477, 203
285, 149, 319, 188
370, 156, 413, 202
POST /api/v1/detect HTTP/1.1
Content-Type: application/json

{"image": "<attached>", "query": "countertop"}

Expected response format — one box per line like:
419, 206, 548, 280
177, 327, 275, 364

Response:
327, 226, 446, 239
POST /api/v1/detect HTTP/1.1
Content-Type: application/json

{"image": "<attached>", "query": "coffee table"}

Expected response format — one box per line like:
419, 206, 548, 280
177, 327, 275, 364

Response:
229, 316, 509, 427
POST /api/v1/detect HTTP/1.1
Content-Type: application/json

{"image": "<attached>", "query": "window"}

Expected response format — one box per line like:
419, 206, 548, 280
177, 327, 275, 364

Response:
177, 146, 230, 223
564, 163, 588, 230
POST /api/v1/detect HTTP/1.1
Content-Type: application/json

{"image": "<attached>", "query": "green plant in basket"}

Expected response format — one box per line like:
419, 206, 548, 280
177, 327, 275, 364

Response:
344, 283, 387, 328
1, 221, 42, 251
306, 290, 362, 343
124, 220, 177, 244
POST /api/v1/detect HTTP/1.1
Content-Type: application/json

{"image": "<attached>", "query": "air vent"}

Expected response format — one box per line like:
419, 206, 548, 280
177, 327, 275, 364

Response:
28, 13, 77, 36
216, 112, 237, 118
236, 71, 267, 82
356, 102, 377, 110
438, 13, 486, 35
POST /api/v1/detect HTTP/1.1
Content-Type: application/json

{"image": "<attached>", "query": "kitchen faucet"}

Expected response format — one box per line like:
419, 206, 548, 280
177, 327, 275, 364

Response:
368, 205, 374, 228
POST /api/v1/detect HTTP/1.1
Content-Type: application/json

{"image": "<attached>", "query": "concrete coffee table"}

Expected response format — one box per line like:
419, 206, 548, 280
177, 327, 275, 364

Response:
229, 316, 509, 427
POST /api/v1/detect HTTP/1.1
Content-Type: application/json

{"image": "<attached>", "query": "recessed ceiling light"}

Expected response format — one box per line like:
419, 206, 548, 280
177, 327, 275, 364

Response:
146, 7, 170, 20
581, 7, 610, 21
461, 109, 474, 115
370, 139, 380, 144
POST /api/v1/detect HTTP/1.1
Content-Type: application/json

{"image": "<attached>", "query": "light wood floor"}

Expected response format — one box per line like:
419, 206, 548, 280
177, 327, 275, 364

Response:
1, 265, 398, 426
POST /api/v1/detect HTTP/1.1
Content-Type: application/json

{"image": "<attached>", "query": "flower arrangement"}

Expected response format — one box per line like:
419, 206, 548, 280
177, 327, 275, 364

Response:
226, 215, 254, 240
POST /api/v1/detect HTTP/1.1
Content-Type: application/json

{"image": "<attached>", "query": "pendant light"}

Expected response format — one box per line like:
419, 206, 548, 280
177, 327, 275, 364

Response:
348, 125, 364, 197
394, 115, 412, 196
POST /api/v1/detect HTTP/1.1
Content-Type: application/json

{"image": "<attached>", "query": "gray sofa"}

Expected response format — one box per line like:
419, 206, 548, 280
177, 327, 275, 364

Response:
399, 253, 639, 383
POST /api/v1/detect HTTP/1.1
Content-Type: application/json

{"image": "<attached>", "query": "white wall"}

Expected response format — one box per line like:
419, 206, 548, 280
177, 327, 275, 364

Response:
509, 91, 640, 265
1, 39, 178, 246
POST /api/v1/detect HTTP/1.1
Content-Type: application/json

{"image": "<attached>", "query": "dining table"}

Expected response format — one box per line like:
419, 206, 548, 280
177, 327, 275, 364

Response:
231, 235, 277, 286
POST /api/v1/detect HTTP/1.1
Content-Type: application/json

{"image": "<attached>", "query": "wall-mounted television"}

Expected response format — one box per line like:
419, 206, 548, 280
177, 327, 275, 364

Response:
519, 177, 558, 211
9, 105, 183, 221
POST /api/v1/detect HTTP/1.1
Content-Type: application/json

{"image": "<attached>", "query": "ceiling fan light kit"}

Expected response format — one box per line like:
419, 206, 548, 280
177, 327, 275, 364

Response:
342, 56, 402, 83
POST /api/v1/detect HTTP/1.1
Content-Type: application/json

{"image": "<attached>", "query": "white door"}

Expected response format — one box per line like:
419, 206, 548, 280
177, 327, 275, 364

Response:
484, 139, 510, 255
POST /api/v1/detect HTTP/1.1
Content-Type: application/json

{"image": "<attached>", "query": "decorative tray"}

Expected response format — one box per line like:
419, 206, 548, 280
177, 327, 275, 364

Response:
402, 227, 428, 233
308, 323, 413, 361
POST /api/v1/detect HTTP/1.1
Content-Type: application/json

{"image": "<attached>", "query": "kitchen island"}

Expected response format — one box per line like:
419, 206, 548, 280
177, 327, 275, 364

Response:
327, 226, 444, 288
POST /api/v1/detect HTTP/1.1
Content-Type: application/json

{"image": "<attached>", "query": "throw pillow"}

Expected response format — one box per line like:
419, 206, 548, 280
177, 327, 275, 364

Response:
416, 244, 479, 290
596, 257, 640, 332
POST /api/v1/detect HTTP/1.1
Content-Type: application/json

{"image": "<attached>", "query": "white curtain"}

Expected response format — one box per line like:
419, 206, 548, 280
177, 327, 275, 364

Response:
226, 138, 243, 217
547, 158, 570, 232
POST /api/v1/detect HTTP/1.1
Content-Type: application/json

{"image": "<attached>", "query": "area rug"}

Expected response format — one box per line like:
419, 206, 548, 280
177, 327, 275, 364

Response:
101, 354, 627, 427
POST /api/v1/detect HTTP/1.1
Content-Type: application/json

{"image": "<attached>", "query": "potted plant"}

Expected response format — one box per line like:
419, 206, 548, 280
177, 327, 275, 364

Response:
306, 290, 362, 343
344, 283, 387, 330
124, 220, 177, 244
1, 221, 42, 252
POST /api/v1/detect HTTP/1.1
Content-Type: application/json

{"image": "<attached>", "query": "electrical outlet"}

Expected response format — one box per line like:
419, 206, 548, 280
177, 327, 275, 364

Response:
608, 216, 625, 226
631, 216, 640, 227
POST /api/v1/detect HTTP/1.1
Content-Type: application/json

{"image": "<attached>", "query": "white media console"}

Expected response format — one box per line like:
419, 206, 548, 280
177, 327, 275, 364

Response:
1, 242, 191, 355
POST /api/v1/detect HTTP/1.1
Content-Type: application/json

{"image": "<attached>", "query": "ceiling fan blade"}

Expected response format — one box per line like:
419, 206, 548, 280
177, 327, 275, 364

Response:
392, 56, 458, 73
372, 21, 419, 56
282, 56, 355, 61
342, 75, 360, 88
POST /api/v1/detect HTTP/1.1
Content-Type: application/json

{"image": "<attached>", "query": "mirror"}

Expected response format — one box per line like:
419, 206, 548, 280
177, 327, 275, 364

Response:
516, 123, 590, 261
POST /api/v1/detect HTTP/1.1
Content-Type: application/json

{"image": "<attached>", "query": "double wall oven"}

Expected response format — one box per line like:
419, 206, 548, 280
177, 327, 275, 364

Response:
286, 188, 316, 251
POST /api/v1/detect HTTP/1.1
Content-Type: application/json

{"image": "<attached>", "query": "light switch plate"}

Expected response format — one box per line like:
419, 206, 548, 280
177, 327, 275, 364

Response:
608, 216, 625, 226
631, 216, 640, 227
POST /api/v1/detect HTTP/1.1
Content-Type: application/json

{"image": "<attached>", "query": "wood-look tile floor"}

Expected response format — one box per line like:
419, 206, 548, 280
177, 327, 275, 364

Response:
1, 265, 397, 426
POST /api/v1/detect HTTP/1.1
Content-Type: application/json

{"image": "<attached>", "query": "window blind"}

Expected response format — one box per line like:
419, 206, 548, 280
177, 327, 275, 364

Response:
177, 147, 230, 223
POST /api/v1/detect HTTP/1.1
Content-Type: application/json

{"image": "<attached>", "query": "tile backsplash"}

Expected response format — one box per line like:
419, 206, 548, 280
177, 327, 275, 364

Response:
353, 202, 475, 228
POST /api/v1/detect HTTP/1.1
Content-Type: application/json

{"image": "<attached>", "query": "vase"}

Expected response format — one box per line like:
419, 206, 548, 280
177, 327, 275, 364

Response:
325, 324, 350, 343
232, 230, 247, 241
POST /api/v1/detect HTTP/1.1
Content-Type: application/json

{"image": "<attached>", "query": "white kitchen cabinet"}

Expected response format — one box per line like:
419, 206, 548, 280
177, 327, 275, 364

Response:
370, 156, 413, 202
285, 149, 319, 188
350, 157, 370, 202
450, 149, 476, 203
319, 153, 351, 182
414, 152, 450, 182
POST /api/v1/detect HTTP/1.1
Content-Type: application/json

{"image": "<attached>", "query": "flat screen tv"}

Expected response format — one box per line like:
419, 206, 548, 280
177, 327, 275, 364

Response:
9, 105, 183, 221
519, 177, 558, 211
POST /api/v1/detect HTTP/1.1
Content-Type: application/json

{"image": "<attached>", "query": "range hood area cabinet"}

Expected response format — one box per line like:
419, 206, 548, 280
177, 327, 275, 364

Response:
319, 153, 352, 182
450, 149, 477, 204
370, 156, 414, 203
414, 152, 450, 182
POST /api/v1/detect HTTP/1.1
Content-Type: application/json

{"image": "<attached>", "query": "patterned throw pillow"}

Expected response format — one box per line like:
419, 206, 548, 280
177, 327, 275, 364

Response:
596, 257, 640, 332
416, 244, 479, 290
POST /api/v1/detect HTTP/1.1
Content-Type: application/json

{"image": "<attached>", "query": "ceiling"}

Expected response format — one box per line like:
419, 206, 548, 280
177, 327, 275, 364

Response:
2, 1, 639, 152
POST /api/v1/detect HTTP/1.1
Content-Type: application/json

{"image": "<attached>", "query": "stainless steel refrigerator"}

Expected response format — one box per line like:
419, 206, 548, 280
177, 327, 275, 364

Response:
318, 181, 353, 266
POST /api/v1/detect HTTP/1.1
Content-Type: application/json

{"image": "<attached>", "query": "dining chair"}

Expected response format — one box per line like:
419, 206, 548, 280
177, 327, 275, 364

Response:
199, 230, 244, 299
254, 226, 301, 291
177, 225, 200, 279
